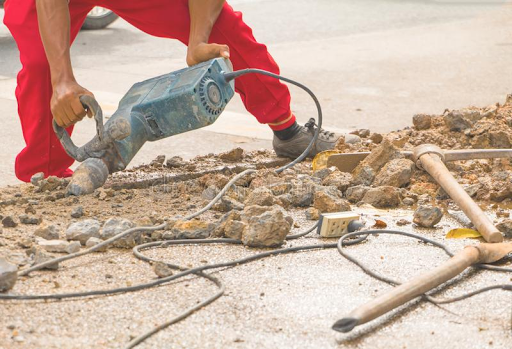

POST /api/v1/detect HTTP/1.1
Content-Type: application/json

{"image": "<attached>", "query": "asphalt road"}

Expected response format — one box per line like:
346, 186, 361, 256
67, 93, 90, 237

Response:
1, 0, 511, 184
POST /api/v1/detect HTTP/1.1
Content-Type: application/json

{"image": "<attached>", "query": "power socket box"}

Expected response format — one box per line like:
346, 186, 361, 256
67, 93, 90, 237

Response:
317, 212, 361, 238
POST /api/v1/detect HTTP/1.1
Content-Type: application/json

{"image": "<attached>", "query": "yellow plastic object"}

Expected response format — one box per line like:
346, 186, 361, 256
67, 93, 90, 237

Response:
312, 150, 342, 172
445, 228, 482, 239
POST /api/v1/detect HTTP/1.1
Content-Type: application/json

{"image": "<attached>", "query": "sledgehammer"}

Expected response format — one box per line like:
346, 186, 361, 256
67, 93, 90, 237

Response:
412, 144, 503, 243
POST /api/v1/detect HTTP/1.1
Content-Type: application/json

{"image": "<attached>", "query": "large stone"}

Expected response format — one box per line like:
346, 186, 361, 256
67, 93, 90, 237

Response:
101, 217, 137, 248
0, 258, 17, 292
223, 220, 246, 240
212, 211, 241, 238
321, 171, 353, 192
34, 224, 60, 240
33, 250, 59, 270
212, 196, 244, 212
85, 237, 108, 252
241, 205, 293, 227
313, 191, 351, 213
19, 214, 42, 225
362, 186, 400, 208
352, 139, 400, 185
345, 185, 371, 203
66, 241, 81, 254
2, 216, 17, 228
37, 239, 70, 253
219, 147, 244, 162
241, 206, 291, 247
413, 206, 443, 228
374, 159, 415, 188
489, 131, 511, 149
168, 220, 216, 239
66, 219, 101, 245
496, 219, 512, 238
412, 114, 432, 130
444, 111, 471, 131
244, 187, 275, 206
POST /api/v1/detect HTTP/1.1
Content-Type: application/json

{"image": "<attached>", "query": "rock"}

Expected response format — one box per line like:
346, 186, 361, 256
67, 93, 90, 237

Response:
38, 239, 70, 253
18, 236, 33, 249
241, 206, 291, 247
396, 219, 411, 226
244, 187, 275, 206
70, 206, 84, 219
38, 176, 65, 192
19, 214, 41, 225
305, 207, 320, 220
444, 111, 471, 131
463, 184, 481, 198
66, 241, 81, 254
212, 211, 241, 238
66, 219, 101, 245
241, 205, 294, 227
374, 159, 415, 188
288, 184, 315, 207
150, 155, 166, 167
313, 190, 351, 213
153, 262, 173, 278
313, 167, 335, 180
85, 237, 108, 252
496, 220, 512, 238
165, 156, 185, 168
223, 220, 246, 240
402, 197, 415, 206
362, 186, 400, 208
413, 206, 443, 228
30, 172, 45, 187
2, 216, 17, 228
489, 131, 511, 148
34, 224, 60, 240
25, 205, 36, 214
267, 182, 293, 196
168, 220, 216, 239
0, 258, 17, 292
412, 114, 432, 130
33, 249, 59, 270
345, 185, 371, 203
351, 129, 370, 138
219, 147, 244, 162
212, 196, 244, 212
352, 139, 400, 185
201, 185, 219, 200
321, 171, 353, 192
370, 133, 383, 144
101, 217, 136, 248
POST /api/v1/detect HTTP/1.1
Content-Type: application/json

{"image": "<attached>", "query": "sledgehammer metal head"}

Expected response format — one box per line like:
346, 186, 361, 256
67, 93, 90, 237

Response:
53, 58, 235, 195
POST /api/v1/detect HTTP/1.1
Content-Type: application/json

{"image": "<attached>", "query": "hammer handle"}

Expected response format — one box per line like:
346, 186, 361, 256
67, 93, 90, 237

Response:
335, 247, 480, 332
419, 153, 503, 243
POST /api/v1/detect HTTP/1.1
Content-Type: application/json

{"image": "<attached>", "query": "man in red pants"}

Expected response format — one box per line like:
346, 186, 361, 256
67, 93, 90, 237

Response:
3, 0, 358, 182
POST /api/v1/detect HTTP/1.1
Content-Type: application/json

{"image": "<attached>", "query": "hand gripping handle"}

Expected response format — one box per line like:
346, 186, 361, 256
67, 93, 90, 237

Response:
52, 95, 106, 162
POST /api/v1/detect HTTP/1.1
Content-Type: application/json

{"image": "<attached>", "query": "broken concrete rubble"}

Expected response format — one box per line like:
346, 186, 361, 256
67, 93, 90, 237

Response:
240, 206, 291, 247
0, 258, 17, 292
34, 224, 60, 240
413, 206, 443, 228
66, 219, 101, 245
362, 186, 400, 208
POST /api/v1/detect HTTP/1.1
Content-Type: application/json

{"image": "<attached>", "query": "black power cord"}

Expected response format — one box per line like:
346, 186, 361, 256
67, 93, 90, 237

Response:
0, 70, 510, 349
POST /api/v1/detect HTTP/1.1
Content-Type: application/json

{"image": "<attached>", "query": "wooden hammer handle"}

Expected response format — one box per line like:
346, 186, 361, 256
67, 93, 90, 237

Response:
419, 153, 503, 243
333, 247, 480, 332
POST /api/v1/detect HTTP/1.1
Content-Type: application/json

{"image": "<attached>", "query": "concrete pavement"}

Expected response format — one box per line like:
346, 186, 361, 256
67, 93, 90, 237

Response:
1, 0, 511, 185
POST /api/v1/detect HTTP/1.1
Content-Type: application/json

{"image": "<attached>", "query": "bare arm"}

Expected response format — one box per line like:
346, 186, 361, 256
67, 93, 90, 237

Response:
186, 0, 230, 66
36, 0, 92, 127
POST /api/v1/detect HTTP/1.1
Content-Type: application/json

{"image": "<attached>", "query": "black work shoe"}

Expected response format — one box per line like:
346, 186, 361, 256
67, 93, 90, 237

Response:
272, 118, 361, 158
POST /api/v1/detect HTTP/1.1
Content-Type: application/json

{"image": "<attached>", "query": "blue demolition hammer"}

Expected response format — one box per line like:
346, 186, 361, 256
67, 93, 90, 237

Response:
53, 58, 235, 195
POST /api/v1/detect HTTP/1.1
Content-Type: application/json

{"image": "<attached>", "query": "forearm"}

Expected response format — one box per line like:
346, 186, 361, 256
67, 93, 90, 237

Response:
35, 0, 75, 85
188, 0, 225, 47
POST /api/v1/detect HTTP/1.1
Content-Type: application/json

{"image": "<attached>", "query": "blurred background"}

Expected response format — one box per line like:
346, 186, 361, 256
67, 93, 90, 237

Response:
0, 0, 511, 183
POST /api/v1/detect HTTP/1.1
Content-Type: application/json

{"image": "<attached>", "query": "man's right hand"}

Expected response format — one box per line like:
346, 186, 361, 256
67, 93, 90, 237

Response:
51, 80, 94, 128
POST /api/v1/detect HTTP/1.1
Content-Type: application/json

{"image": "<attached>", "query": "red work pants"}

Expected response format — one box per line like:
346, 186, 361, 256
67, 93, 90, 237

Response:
3, 0, 294, 182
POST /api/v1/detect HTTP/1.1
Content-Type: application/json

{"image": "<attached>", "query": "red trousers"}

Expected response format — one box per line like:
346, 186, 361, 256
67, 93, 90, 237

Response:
3, 0, 294, 182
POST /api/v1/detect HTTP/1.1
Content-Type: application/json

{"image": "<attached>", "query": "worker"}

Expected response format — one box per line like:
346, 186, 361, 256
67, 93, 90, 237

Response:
3, 0, 359, 182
